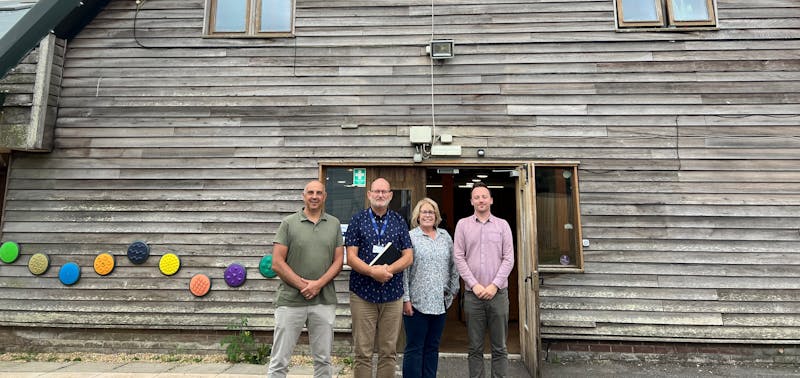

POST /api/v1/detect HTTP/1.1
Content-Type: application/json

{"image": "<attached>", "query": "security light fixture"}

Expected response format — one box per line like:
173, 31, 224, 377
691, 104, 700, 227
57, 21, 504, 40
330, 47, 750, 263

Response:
428, 39, 454, 59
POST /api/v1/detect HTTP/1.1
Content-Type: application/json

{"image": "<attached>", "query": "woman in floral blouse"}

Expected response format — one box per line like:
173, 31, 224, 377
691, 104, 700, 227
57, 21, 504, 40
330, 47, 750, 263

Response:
402, 198, 460, 378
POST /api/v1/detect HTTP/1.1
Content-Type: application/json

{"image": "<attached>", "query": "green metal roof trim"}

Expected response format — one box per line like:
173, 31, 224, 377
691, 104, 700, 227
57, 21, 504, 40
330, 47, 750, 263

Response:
0, 0, 108, 79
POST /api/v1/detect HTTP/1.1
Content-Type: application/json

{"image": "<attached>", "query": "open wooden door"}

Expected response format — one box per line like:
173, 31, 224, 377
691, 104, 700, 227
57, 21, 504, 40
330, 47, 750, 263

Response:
517, 163, 540, 376
364, 166, 426, 351
366, 167, 426, 222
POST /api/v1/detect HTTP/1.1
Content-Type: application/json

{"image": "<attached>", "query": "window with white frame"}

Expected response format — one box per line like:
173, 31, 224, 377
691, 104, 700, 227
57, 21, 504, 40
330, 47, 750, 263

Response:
204, 0, 294, 37
616, 0, 716, 29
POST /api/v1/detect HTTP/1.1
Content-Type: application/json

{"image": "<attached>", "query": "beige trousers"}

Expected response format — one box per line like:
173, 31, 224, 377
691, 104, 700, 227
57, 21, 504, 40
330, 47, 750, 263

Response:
349, 293, 403, 378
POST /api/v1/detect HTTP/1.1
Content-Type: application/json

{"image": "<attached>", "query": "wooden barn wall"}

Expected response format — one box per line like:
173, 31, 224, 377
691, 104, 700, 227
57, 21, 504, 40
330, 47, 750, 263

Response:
0, 0, 798, 348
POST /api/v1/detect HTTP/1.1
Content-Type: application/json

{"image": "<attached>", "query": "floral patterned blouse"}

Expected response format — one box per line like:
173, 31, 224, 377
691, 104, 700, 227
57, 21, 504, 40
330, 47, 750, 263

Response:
403, 227, 460, 315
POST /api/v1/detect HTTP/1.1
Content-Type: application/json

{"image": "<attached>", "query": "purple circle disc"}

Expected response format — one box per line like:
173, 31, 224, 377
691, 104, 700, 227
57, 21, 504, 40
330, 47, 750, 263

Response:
224, 263, 247, 287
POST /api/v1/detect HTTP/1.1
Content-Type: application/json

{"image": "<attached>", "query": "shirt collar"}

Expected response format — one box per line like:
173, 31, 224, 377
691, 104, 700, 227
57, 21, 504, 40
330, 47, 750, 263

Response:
299, 208, 327, 222
471, 214, 493, 223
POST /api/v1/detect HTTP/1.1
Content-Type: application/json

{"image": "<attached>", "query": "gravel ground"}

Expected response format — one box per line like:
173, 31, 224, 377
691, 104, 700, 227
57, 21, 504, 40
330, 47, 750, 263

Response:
0, 352, 227, 364
0, 352, 329, 367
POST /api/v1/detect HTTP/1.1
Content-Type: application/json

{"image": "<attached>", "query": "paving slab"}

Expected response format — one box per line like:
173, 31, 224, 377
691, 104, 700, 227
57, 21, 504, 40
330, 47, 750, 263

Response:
112, 362, 177, 373
0, 361, 72, 372
57, 362, 127, 372
219, 363, 266, 375
0, 374, 44, 378
165, 363, 233, 374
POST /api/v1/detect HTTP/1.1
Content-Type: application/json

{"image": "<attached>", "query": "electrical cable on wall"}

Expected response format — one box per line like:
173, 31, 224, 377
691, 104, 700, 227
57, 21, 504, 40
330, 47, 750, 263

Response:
430, 0, 437, 144
133, 0, 151, 48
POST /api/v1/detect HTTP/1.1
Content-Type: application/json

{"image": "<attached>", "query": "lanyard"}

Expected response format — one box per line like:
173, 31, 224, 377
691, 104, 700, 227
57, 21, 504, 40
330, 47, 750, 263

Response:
369, 208, 388, 245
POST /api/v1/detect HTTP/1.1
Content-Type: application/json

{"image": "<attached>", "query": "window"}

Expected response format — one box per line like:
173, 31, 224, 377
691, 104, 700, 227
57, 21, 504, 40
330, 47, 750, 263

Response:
204, 0, 294, 37
0, 2, 33, 37
616, 0, 716, 29
535, 165, 583, 271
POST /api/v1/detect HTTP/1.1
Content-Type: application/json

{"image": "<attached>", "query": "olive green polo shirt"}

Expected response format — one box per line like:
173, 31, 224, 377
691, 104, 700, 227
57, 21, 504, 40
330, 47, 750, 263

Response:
273, 209, 343, 307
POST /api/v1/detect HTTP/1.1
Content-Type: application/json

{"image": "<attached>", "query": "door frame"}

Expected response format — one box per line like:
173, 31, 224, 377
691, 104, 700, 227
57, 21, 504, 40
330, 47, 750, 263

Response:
319, 161, 540, 376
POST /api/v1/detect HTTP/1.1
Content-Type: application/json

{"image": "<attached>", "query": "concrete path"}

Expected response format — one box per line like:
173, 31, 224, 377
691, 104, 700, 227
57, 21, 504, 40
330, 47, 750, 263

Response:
2, 355, 800, 377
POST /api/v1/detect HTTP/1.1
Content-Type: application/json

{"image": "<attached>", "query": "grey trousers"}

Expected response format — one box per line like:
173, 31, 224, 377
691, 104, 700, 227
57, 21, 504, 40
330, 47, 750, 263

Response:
464, 289, 509, 378
267, 304, 336, 378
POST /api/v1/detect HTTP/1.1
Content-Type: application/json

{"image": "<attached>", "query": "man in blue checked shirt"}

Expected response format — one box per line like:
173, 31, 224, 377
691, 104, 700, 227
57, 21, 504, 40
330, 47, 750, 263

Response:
345, 177, 413, 378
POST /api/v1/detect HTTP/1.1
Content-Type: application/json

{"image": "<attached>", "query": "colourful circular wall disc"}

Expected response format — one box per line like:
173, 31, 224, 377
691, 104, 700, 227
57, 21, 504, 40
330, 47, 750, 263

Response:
190, 274, 211, 297
0, 241, 20, 263
93, 253, 115, 276
127, 241, 150, 264
224, 263, 246, 287
59, 262, 81, 286
159, 253, 180, 276
259, 255, 277, 278
28, 253, 50, 275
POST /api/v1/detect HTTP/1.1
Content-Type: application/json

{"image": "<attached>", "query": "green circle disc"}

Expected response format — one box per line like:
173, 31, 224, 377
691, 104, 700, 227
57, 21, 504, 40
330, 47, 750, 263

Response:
0, 241, 19, 264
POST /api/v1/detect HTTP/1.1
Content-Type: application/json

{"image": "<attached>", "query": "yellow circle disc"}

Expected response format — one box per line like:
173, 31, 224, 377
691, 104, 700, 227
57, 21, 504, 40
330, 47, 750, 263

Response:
159, 253, 180, 276
94, 253, 115, 276
28, 253, 50, 275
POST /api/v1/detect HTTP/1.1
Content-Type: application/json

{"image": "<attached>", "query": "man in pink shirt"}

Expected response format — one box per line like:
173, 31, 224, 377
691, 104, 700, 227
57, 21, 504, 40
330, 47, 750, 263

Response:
453, 182, 515, 378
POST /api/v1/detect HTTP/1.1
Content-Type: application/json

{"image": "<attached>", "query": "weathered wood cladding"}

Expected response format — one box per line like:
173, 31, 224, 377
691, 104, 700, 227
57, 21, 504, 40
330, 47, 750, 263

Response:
0, 0, 798, 347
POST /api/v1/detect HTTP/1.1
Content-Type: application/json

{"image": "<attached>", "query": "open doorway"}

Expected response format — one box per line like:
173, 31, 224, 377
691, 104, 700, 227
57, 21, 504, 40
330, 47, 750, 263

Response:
322, 164, 525, 356
424, 167, 521, 354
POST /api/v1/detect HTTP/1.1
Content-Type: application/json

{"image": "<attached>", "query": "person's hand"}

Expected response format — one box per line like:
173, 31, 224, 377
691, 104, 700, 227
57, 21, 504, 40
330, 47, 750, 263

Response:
483, 284, 498, 300
371, 264, 393, 283
403, 301, 414, 316
472, 283, 486, 299
300, 279, 322, 300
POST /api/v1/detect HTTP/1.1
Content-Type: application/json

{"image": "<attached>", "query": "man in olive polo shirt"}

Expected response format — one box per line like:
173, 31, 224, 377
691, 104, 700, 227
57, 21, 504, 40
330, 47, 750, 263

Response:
267, 180, 344, 378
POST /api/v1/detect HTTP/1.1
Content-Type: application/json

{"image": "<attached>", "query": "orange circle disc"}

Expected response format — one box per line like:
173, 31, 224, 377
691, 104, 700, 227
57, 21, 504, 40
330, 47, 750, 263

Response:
93, 253, 115, 276
190, 274, 211, 297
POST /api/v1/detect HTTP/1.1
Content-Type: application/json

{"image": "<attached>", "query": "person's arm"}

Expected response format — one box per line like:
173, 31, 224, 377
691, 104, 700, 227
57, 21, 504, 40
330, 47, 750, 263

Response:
446, 235, 460, 296
453, 220, 479, 292
402, 264, 413, 315
491, 221, 516, 289
300, 245, 344, 299
388, 248, 413, 275
389, 215, 414, 274
271, 243, 308, 290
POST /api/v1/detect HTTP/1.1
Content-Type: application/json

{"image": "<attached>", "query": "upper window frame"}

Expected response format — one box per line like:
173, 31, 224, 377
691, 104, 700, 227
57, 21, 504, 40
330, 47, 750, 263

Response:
203, 0, 295, 38
666, 0, 716, 27
615, 0, 718, 30
616, 0, 665, 28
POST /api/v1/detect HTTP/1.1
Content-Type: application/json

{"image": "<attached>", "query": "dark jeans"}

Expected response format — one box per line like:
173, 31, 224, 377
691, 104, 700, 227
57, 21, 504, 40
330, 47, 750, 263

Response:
464, 289, 509, 378
402, 307, 447, 378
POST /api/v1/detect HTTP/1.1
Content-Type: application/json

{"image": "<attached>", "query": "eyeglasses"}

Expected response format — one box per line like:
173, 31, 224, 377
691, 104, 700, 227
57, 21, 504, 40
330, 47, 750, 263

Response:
420, 210, 436, 215
370, 190, 392, 195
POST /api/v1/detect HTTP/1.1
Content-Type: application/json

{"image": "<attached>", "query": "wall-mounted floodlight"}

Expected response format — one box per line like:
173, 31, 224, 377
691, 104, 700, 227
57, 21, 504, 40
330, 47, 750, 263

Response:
427, 39, 454, 59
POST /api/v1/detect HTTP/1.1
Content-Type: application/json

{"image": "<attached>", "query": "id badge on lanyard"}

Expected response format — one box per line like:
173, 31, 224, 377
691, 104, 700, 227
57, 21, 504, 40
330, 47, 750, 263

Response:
369, 208, 387, 254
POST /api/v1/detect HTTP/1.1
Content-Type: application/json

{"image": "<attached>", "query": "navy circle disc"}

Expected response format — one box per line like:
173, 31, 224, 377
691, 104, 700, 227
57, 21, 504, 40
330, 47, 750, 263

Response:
127, 241, 150, 265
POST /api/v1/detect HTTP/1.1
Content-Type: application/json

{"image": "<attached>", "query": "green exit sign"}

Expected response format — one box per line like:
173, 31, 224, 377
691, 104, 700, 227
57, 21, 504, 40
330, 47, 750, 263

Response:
352, 168, 366, 187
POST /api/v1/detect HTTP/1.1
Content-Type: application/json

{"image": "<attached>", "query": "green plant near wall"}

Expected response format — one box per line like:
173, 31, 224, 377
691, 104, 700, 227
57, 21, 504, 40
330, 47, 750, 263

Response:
220, 317, 272, 364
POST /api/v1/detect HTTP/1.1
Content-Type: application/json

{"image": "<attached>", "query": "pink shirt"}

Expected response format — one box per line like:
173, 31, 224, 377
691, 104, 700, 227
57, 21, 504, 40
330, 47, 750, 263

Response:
453, 214, 515, 291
